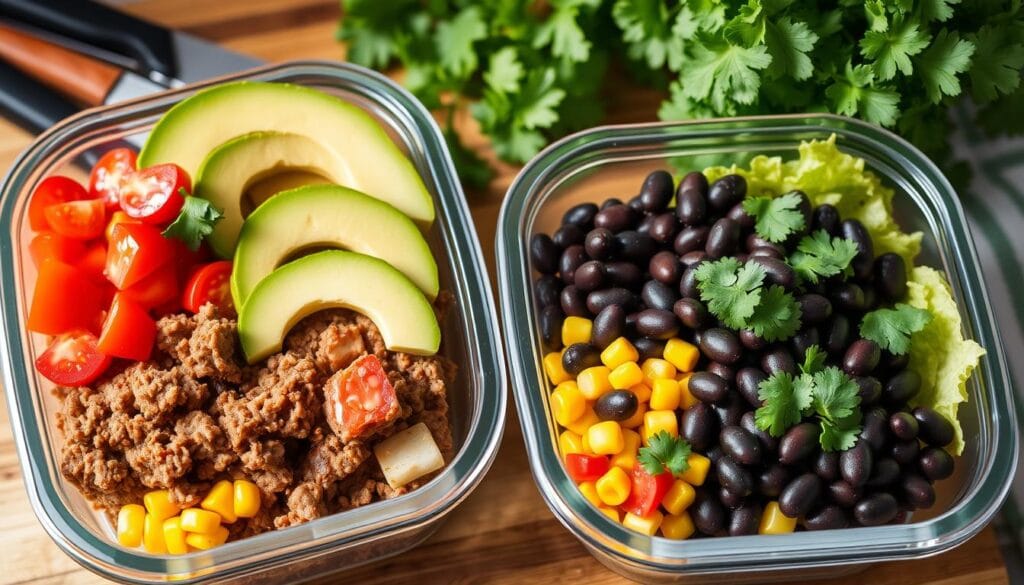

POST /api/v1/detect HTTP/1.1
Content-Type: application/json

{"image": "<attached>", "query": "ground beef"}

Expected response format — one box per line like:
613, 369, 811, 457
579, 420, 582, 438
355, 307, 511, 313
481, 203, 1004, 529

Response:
56, 302, 456, 535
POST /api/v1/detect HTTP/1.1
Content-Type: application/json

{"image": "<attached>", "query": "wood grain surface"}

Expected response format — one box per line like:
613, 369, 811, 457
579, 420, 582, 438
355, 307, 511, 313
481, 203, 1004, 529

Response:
0, 1, 1009, 584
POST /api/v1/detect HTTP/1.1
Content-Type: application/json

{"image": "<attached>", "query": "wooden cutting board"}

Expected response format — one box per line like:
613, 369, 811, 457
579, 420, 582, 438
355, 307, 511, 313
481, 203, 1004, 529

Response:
0, 1, 1009, 583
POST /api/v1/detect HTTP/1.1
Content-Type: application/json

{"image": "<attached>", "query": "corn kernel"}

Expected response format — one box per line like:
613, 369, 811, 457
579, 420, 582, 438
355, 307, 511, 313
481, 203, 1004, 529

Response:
200, 480, 237, 524
117, 504, 145, 548
551, 382, 587, 426
565, 407, 600, 436
629, 383, 652, 404
180, 508, 221, 534
162, 517, 189, 555
581, 429, 591, 453
610, 429, 642, 470
559, 430, 585, 456
543, 352, 571, 385
661, 480, 696, 515
233, 480, 261, 519
577, 366, 613, 400
143, 490, 180, 522
661, 512, 696, 540
143, 513, 167, 554
608, 361, 643, 389
678, 373, 697, 409
620, 401, 647, 429
595, 466, 631, 506
587, 421, 624, 455
578, 481, 602, 507
664, 338, 700, 372
599, 506, 621, 523
562, 316, 593, 347
185, 525, 229, 550
623, 510, 664, 536
649, 378, 680, 411
642, 410, 678, 446
641, 358, 677, 386
679, 453, 711, 486
600, 337, 639, 369
759, 501, 797, 534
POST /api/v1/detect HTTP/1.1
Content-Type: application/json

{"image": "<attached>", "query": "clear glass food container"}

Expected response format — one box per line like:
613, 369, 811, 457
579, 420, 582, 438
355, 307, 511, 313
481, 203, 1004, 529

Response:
496, 114, 1018, 583
0, 61, 506, 583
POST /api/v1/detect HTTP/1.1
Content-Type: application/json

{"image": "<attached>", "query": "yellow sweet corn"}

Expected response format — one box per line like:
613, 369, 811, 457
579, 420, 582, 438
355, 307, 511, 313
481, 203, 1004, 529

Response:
598, 506, 621, 523
143, 490, 180, 522
559, 430, 585, 456
543, 351, 571, 385
180, 508, 221, 535
577, 366, 612, 400
162, 517, 189, 555
587, 420, 624, 455
117, 504, 145, 548
663, 338, 699, 372
679, 453, 711, 486
649, 378, 680, 411
233, 480, 261, 519
642, 410, 678, 446
610, 429, 642, 470
759, 502, 797, 534
201, 480, 237, 524
143, 513, 167, 554
562, 316, 593, 347
581, 429, 591, 453
578, 481, 602, 507
629, 382, 652, 404
600, 337, 639, 369
661, 480, 696, 515
565, 407, 600, 436
622, 510, 664, 536
678, 373, 697, 410
185, 525, 230, 550
551, 381, 587, 426
595, 466, 631, 506
641, 358, 677, 386
661, 512, 696, 540
620, 402, 647, 429
608, 361, 643, 389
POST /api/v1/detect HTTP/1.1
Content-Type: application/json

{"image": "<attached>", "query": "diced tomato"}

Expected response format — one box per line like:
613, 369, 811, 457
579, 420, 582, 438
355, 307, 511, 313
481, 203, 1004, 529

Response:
621, 464, 674, 517
44, 198, 106, 240
80, 241, 108, 282
565, 453, 610, 482
89, 148, 137, 211
121, 265, 178, 309
28, 176, 89, 231
35, 331, 111, 387
324, 355, 400, 442
27, 260, 105, 335
28, 232, 86, 267
105, 222, 175, 289
119, 163, 189, 225
182, 261, 233, 313
105, 210, 142, 242
97, 293, 155, 361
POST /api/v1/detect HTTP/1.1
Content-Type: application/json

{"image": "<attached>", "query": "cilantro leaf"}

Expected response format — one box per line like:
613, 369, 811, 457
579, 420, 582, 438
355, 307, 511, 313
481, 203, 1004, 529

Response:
746, 285, 802, 342
742, 191, 806, 243
916, 29, 975, 103
860, 303, 934, 355
919, 0, 959, 23
434, 7, 487, 79
680, 37, 772, 110
819, 409, 863, 452
800, 344, 827, 375
810, 367, 861, 423
162, 194, 223, 251
968, 24, 1024, 103
789, 230, 860, 284
613, 0, 686, 71
860, 15, 931, 81
825, 62, 901, 127
694, 258, 766, 329
533, 0, 597, 64
638, 431, 692, 475
755, 372, 814, 437
484, 47, 524, 93
765, 17, 819, 81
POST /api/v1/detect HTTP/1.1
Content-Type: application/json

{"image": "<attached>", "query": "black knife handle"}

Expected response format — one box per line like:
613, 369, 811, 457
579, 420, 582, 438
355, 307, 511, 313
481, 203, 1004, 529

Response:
0, 0, 176, 79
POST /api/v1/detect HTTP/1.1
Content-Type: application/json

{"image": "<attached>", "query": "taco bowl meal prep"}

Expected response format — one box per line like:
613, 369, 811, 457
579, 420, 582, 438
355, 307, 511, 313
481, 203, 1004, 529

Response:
0, 62, 1018, 584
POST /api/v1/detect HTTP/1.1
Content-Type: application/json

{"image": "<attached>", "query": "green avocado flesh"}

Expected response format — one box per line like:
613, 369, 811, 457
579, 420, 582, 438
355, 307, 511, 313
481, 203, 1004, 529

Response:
237, 250, 440, 363
231, 184, 439, 307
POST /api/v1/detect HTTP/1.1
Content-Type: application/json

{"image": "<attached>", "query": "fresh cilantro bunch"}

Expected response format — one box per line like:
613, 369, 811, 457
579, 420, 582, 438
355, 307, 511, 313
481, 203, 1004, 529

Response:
694, 257, 802, 341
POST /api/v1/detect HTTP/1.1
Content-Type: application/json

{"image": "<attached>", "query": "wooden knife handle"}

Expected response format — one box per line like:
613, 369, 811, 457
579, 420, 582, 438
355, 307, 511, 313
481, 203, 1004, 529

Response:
0, 22, 122, 107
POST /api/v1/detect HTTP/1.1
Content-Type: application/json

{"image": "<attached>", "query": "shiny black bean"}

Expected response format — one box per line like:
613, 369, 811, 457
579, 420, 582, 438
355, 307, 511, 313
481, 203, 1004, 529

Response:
814, 452, 840, 482
628, 195, 646, 212
594, 389, 639, 421
700, 328, 742, 365
840, 441, 873, 487
563, 202, 599, 227
558, 245, 587, 284
779, 423, 820, 465
601, 197, 623, 209
913, 407, 955, 447
673, 297, 710, 329
560, 285, 589, 317
706, 445, 726, 465
841, 219, 875, 280
761, 347, 797, 376
854, 376, 882, 406
594, 204, 638, 232
889, 412, 919, 441
868, 457, 900, 487
692, 493, 727, 536
759, 464, 791, 498
679, 252, 706, 270
721, 426, 762, 465
561, 343, 602, 376
530, 234, 560, 274
636, 309, 680, 339
719, 485, 745, 509
591, 304, 626, 349
736, 368, 767, 408
739, 329, 768, 351
812, 203, 840, 236
843, 339, 881, 377
891, 439, 920, 465
779, 473, 822, 518
831, 282, 866, 312
727, 202, 756, 230
649, 212, 679, 244
707, 361, 735, 384
615, 230, 656, 263
682, 402, 718, 451
805, 505, 849, 531
884, 370, 921, 405
586, 288, 635, 315
901, 472, 936, 510
689, 372, 731, 403
791, 328, 820, 361
854, 493, 898, 526
745, 234, 784, 254
883, 350, 910, 373
708, 174, 747, 211
573, 260, 606, 292
748, 247, 784, 260
641, 280, 677, 312
674, 225, 710, 255
730, 503, 762, 535
705, 217, 741, 259
633, 338, 667, 362
676, 187, 708, 225
680, 171, 709, 195
539, 305, 564, 351
861, 284, 878, 311
829, 481, 861, 508
584, 227, 617, 260
605, 261, 642, 289
553, 223, 585, 249
636, 214, 655, 236
749, 256, 797, 290
534, 275, 561, 308
649, 251, 682, 285
678, 264, 701, 299
717, 457, 754, 497
798, 294, 833, 325
823, 314, 851, 356
714, 392, 746, 427
640, 170, 674, 212
860, 408, 890, 452
919, 447, 955, 480
624, 312, 639, 335
873, 253, 908, 301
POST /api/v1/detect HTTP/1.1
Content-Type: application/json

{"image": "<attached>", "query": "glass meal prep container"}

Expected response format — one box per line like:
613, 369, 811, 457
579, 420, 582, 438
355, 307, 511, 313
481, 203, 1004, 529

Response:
496, 114, 1018, 583
0, 60, 507, 584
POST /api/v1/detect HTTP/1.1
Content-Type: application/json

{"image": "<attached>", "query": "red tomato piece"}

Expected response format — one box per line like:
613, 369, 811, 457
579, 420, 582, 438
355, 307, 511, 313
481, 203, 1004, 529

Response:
565, 453, 611, 482
28, 232, 86, 267
121, 265, 178, 309
621, 464, 674, 517
35, 330, 111, 387
105, 210, 142, 242
80, 241, 108, 283
119, 163, 190, 225
28, 176, 89, 231
182, 261, 233, 313
105, 222, 175, 289
324, 355, 400, 442
89, 148, 137, 211
44, 198, 106, 240
27, 260, 105, 335
97, 293, 155, 361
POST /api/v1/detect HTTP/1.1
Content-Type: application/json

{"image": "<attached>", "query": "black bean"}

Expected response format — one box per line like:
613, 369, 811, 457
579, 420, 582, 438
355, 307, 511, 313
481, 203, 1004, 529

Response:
831, 282, 866, 312
705, 218, 741, 259
719, 485, 746, 509
584, 228, 617, 260
636, 309, 680, 339
594, 390, 639, 422
639, 280, 674, 312
739, 330, 768, 351
813, 452, 840, 482
530, 234, 560, 274
748, 247, 784, 260
679, 264, 701, 299
714, 391, 747, 428
812, 204, 840, 236
637, 214, 655, 236
736, 368, 767, 409
779, 473, 822, 518
700, 328, 742, 365
839, 441, 873, 487
673, 297, 710, 330
746, 234, 784, 254
873, 253, 908, 301
913, 407, 955, 448
779, 423, 820, 465
708, 174, 747, 211
854, 493, 898, 526
861, 285, 878, 311
649, 212, 679, 244
591, 304, 626, 349
615, 230, 656, 263
560, 285, 589, 317
534, 275, 561, 308
707, 362, 736, 384
717, 457, 754, 496
586, 288, 635, 315
625, 312, 639, 335
791, 191, 813, 235
689, 372, 730, 403
558, 245, 587, 284
679, 171, 708, 195
798, 294, 833, 325
884, 370, 921, 405
854, 376, 882, 406
573, 260, 606, 292
605, 261, 642, 289
829, 481, 861, 508
843, 339, 881, 376
729, 503, 762, 535
721, 426, 762, 465
561, 343, 602, 376
761, 347, 797, 376
674, 225, 709, 255
633, 338, 666, 362
748, 256, 797, 290
901, 472, 936, 510
727, 202, 755, 230
889, 412, 919, 441
692, 493, 727, 536
823, 314, 851, 356
676, 187, 708, 225
594, 204, 637, 232
759, 464, 791, 498
706, 445, 726, 465
860, 408, 890, 452
791, 328, 820, 361
841, 219, 875, 280
563, 202, 599, 227
640, 170, 674, 212
601, 197, 623, 209
628, 195, 646, 212
539, 305, 564, 351
741, 411, 778, 452
649, 251, 682, 285
868, 457, 900, 487
553, 223, 585, 249
805, 505, 849, 531
919, 447, 955, 480
891, 439, 920, 465
681, 402, 718, 451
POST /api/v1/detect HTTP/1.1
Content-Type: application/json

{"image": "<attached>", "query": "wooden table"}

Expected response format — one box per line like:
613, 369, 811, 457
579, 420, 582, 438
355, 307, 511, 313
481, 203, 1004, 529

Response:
0, 1, 1011, 583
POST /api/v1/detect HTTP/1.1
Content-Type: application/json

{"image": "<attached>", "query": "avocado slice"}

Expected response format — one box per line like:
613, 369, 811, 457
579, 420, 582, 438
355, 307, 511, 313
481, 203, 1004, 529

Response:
231, 184, 439, 307
237, 250, 440, 363
138, 81, 434, 225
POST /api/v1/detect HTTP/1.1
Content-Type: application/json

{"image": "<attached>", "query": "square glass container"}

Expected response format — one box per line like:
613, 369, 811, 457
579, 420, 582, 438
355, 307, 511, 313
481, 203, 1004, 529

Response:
496, 114, 1018, 583
0, 61, 506, 583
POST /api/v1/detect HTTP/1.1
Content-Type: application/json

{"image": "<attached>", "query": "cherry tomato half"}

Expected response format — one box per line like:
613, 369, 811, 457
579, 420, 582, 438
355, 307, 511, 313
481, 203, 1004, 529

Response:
105, 222, 175, 289
89, 148, 137, 211
27, 260, 105, 335
28, 231, 86, 267
621, 464, 674, 517
28, 176, 89, 231
44, 198, 106, 240
324, 355, 400, 442
97, 293, 155, 361
119, 163, 190, 225
35, 330, 111, 387
565, 453, 611, 482
182, 261, 233, 313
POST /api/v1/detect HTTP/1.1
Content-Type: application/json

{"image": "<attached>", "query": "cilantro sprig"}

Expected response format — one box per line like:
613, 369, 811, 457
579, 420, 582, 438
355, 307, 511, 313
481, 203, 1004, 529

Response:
754, 366, 863, 452
695, 258, 802, 342
162, 193, 223, 251
742, 191, 806, 243
789, 230, 860, 284
638, 431, 691, 476
860, 303, 933, 355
